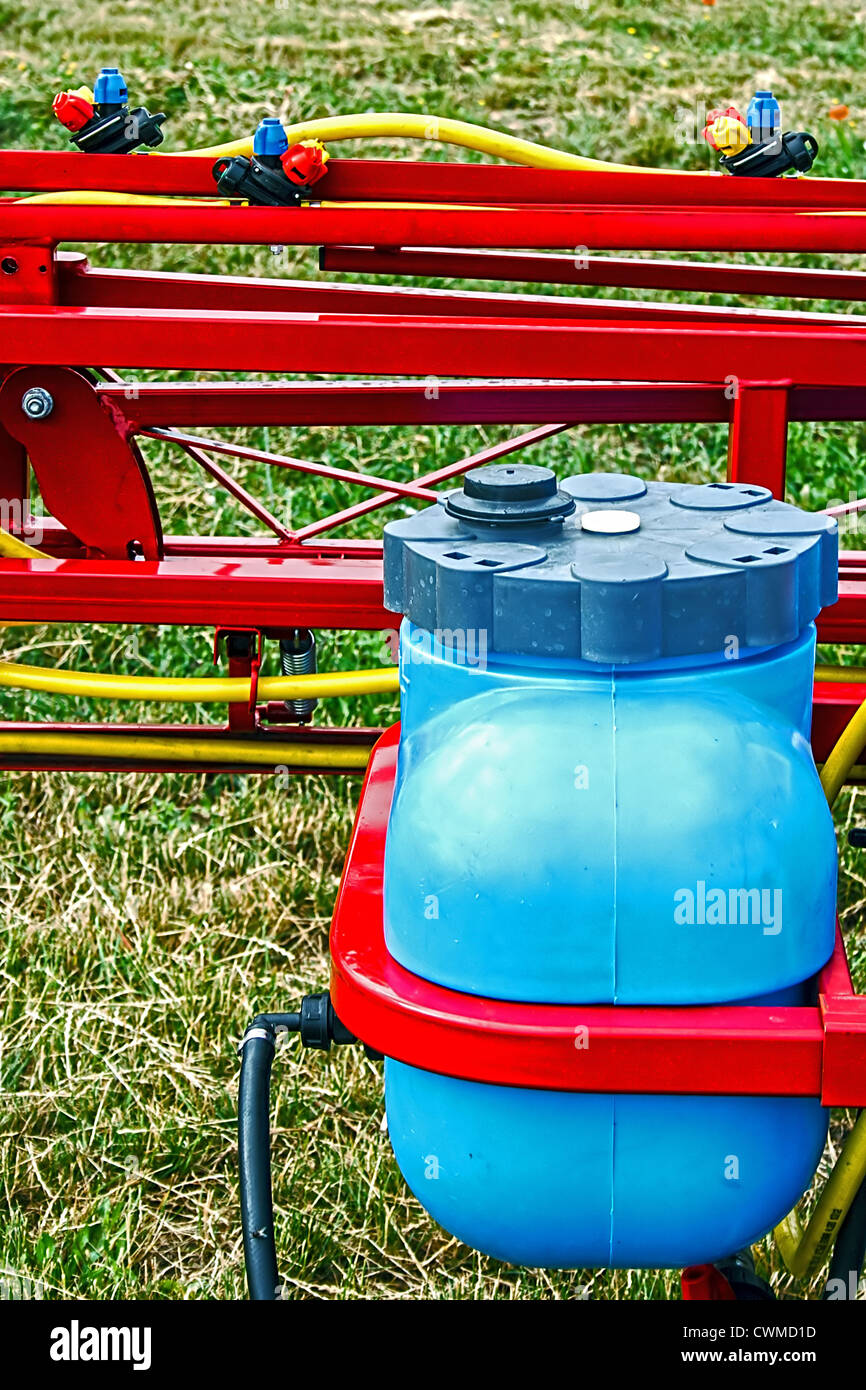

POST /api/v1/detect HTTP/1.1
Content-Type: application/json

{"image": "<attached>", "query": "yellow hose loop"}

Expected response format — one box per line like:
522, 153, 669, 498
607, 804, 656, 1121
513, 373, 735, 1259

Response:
17, 191, 498, 211
16, 191, 230, 206
815, 665, 866, 683
774, 687, 866, 1276
0, 659, 398, 704
820, 694, 866, 808
21, 111, 693, 209
0, 730, 371, 769
165, 112, 670, 173
776, 1112, 866, 1278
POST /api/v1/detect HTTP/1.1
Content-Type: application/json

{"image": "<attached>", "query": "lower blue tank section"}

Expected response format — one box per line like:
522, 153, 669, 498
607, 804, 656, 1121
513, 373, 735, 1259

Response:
385, 1059, 829, 1269
381, 619, 835, 1266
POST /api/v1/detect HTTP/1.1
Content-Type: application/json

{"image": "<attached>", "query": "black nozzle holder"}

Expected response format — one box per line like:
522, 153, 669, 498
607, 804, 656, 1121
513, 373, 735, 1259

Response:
212, 155, 309, 206
721, 130, 818, 178
73, 106, 166, 154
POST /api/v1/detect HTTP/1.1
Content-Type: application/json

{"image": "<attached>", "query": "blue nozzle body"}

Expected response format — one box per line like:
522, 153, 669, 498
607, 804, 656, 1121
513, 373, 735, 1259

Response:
253, 117, 289, 159
746, 90, 781, 144
93, 66, 128, 107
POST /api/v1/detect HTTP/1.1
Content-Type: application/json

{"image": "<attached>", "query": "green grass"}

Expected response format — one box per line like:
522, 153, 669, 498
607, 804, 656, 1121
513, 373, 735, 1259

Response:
0, 0, 865, 1300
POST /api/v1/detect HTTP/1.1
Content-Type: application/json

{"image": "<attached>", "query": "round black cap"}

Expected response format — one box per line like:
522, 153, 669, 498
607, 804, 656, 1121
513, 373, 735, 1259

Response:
444, 463, 576, 525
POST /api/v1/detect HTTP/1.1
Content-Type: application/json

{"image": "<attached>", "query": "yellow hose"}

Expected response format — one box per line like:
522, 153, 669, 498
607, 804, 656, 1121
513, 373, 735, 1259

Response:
820, 695, 866, 807
815, 664, 866, 682
25, 111, 695, 211
0, 658, 398, 703
319, 200, 501, 210
776, 1115, 866, 1278
16, 190, 518, 212
774, 691, 866, 1277
163, 111, 670, 173
17, 191, 228, 206
0, 730, 370, 769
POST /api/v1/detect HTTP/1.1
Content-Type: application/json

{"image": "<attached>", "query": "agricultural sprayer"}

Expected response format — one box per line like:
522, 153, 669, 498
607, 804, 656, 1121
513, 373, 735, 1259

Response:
2, 70, 866, 1301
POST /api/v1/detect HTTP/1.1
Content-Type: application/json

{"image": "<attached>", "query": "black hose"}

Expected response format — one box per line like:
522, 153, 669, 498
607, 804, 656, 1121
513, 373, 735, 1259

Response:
823, 1166, 866, 1300
238, 1013, 299, 1301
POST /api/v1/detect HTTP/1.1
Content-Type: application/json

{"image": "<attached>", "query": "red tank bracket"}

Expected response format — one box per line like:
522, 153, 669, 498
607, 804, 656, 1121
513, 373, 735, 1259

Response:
330, 727, 866, 1101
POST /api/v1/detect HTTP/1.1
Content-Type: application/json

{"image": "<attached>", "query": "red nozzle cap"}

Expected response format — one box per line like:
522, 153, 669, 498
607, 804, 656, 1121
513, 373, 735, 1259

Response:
706, 105, 744, 127
52, 90, 95, 132
703, 107, 746, 149
280, 142, 328, 187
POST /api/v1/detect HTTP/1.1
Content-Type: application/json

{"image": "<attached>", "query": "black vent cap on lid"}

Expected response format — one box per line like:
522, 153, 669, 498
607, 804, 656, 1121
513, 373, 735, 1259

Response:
383, 468, 839, 664
443, 463, 576, 525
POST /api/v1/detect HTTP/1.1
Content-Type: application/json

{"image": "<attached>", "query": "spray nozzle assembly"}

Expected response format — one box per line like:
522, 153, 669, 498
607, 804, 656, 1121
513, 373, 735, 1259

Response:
213, 119, 329, 204
704, 92, 818, 177
52, 66, 166, 153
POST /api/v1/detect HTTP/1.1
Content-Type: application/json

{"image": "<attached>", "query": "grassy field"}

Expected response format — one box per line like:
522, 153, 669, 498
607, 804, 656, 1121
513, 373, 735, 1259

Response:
0, 0, 865, 1300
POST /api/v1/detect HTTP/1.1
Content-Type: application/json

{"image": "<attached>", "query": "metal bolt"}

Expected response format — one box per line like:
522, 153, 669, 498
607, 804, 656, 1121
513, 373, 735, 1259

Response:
21, 387, 54, 420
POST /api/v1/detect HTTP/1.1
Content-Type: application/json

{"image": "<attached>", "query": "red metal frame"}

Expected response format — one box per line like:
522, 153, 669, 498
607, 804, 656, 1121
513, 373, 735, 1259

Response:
0, 151, 863, 775
321, 245, 866, 301
7, 200, 866, 253
4, 153, 866, 206
330, 727, 866, 1103
5, 306, 866, 381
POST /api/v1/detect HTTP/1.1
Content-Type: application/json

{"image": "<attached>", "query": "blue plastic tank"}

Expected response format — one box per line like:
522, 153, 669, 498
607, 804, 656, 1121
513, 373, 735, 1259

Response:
380, 467, 838, 1268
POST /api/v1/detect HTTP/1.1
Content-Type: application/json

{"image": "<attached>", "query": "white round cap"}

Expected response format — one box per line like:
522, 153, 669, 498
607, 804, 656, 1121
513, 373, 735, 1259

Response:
580, 508, 642, 535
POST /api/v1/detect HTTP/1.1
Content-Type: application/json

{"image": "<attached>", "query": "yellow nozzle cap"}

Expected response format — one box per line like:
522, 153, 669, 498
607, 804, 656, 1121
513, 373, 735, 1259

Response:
708, 115, 752, 156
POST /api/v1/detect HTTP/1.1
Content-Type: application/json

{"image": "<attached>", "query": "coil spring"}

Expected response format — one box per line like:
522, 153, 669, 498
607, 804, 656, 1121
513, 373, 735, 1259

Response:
279, 629, 317, 723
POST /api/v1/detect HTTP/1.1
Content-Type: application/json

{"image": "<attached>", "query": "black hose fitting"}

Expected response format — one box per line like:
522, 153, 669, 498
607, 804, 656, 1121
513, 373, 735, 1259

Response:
714, 1248, 775, 1300
298, 990, 357, 1049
